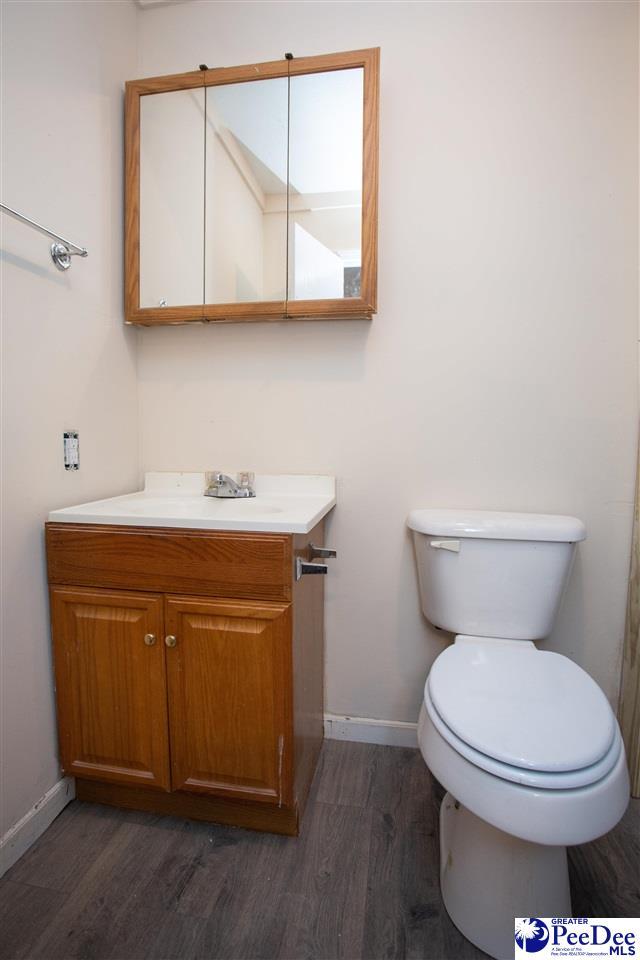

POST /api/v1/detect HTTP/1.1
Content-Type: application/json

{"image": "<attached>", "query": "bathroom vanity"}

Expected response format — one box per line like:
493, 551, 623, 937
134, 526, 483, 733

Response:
45, 474, 336, 835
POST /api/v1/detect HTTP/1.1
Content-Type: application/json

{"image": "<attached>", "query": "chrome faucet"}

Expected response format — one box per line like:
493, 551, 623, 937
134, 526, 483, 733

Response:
204, 472, 256, 499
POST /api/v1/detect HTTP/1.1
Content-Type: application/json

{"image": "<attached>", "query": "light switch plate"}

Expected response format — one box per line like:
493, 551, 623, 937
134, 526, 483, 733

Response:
63, 431, 79, 471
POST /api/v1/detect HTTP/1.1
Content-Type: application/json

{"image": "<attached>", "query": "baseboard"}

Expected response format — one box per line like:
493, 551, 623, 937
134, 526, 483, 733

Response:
0, 776, 75, 878
324, 713, 418, 748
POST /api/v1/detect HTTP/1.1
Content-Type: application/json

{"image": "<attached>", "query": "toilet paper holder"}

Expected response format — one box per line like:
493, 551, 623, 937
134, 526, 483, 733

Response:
295, 543, 337, 579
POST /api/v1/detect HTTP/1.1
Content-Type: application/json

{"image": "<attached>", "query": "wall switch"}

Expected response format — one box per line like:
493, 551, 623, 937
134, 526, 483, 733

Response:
64, 431, 79, 471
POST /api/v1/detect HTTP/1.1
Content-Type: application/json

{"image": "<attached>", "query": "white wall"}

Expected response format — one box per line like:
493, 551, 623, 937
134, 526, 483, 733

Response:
0, 0, 139, 838
136, 0, 639, 721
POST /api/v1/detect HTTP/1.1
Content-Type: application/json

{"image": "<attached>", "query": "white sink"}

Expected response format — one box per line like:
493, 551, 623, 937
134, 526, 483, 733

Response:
48, 472, 336, 534
122, 499, 282, 516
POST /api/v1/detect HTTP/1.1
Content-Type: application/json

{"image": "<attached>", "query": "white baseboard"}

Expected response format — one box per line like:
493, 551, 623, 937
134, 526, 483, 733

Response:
324, 713, 418, 748
0, 776, 75, 878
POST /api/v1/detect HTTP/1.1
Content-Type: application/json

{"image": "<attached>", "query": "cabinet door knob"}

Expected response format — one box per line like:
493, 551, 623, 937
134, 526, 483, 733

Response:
165, 635, 177, 648
144, 633, 156, 646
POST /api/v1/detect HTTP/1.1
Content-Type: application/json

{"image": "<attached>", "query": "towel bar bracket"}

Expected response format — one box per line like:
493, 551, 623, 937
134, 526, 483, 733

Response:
0, 202, 88, 270
50, 242, 88, 271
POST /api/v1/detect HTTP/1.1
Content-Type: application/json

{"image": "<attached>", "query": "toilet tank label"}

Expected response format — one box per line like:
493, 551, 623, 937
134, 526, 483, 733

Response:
515, 918, 639, 958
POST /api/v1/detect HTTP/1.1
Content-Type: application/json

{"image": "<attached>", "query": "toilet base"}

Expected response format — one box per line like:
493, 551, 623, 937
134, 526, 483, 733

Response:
439, 793, 571, 960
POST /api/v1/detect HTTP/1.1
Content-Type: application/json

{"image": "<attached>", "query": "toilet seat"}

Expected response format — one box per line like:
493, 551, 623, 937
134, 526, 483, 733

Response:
418, 697, 630, 846
425, 685, 622, 790
426, 637, 619, 789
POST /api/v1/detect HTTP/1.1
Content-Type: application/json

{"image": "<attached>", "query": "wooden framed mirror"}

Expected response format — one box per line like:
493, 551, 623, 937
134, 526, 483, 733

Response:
124, 48, 379, 325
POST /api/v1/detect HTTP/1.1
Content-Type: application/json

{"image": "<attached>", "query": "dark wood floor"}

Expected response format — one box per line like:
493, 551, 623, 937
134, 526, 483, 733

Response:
1, 742, 639, 960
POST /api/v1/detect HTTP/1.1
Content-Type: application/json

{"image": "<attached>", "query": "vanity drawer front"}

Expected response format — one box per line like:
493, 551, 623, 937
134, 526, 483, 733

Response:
46, 523, 292, 601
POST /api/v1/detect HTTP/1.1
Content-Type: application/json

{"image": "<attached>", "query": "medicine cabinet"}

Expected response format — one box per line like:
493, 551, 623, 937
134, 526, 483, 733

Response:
124, 48, 379, 325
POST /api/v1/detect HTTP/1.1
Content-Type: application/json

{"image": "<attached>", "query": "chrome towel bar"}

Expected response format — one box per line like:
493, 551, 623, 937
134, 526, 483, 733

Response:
0, 202, 88, 271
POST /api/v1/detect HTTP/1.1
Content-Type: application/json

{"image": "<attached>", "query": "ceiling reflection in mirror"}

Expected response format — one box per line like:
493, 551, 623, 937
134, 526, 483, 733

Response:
288, 68, 364, 302
205, 77, 288, 305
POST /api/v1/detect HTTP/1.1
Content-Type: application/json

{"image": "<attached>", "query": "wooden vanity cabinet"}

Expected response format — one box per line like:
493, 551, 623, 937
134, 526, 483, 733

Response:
46, 522, 325, 836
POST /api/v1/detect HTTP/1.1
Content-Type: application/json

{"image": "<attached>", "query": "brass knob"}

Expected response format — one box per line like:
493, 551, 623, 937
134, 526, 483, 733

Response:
165, 635, 177, 648
144, 633, 156, 646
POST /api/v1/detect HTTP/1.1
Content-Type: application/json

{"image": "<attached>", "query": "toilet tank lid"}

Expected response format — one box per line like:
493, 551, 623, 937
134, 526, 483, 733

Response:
407, 509, 586, 542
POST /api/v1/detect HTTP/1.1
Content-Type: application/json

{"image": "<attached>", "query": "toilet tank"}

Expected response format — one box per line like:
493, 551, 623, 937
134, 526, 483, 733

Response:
407, 509, 586, 640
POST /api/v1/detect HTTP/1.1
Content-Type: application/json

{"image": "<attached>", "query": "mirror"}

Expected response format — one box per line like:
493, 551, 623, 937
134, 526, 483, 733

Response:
139, 88, 205, 309
126, 49, 378, 324
205, 77, 288, 304
288, 68, 363, 302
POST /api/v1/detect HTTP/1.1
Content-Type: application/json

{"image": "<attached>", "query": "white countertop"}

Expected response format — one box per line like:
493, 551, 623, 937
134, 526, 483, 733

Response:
48, 472, 336, 534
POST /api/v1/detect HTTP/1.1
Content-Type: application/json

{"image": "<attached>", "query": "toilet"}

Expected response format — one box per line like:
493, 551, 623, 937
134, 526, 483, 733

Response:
407, 509, 629, 960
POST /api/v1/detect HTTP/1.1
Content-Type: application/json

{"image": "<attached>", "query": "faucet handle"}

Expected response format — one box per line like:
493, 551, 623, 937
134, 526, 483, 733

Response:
237, 471, 255, 490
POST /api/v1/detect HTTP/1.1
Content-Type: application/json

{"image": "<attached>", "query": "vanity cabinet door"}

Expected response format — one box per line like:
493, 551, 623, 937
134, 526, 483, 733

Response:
50, 588, 170, 790
165, 596, 293, 806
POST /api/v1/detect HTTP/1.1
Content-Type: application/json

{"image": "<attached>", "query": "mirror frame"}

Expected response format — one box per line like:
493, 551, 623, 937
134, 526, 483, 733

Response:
124, 48, 379, 325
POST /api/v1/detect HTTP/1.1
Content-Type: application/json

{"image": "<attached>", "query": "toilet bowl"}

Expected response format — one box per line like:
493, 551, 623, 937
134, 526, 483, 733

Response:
407, 509, 630, 960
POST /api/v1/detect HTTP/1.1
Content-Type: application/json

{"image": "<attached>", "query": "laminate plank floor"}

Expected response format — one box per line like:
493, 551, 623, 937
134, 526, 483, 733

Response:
1, 742, 638, 960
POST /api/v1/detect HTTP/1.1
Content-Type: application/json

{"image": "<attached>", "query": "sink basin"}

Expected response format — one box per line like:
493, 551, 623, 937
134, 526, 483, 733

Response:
48, 473, 336, 534
110, 497, 283, 519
